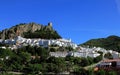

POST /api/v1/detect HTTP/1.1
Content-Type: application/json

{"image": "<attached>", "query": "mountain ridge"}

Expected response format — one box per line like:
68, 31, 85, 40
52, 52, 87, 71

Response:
81, 35, 120, 52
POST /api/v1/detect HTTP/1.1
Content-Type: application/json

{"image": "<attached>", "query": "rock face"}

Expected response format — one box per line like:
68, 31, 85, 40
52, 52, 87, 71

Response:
0, 22, 53, 39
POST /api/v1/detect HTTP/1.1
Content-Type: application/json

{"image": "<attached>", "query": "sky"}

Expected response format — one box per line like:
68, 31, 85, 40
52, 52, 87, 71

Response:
0, 0, 120, 44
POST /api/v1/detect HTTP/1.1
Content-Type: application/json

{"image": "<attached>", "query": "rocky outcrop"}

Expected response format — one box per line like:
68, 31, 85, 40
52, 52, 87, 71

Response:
0, 22, 54, 39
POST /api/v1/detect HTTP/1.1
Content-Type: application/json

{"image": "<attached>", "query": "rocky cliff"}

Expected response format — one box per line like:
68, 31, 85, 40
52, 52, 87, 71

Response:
0, 22, 60, 39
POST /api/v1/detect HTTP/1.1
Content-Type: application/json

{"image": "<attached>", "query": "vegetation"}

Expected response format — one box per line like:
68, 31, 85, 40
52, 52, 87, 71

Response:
49, 46, 74, 52
0, 46, 103, 74
23, 29, 61, 39
104, 52, 113, 59
73, 68, 117, 75
81, 35, 120, 52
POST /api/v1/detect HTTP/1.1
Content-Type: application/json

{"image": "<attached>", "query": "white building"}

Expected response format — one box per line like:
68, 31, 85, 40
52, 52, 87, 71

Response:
68, 51, 100, 58
50, 52, 68, 57
87, 52, 100, 58
0, 36, 78, 49
15, 36, 26, 43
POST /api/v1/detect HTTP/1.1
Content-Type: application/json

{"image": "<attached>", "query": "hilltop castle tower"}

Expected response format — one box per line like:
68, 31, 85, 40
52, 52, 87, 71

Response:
48, 22, 52, 27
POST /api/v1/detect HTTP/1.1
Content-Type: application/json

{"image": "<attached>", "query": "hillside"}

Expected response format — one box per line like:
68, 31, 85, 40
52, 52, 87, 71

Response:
0, 22, 61, 39
81, 35, 120, 52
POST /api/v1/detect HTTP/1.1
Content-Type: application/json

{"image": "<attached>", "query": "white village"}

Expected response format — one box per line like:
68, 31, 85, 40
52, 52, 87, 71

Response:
0, 35, 120, 69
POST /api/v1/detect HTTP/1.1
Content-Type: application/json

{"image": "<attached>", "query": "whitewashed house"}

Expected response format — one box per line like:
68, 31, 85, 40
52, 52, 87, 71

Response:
50, 52, 68, 57
15, 36, 26, 43
69, 52, 88, 57
87, 52, 100, 58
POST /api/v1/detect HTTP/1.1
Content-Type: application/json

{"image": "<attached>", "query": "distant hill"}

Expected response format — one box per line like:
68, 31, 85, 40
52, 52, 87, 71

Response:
0, 22, 61, 39
81, 35, 120, 52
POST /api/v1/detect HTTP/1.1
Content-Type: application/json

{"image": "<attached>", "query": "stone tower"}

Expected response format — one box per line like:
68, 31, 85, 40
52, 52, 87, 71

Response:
48, 22, 52, 27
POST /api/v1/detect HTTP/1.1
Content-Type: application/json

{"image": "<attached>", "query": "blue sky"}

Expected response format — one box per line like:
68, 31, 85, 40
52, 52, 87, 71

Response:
0, 0, 120, 44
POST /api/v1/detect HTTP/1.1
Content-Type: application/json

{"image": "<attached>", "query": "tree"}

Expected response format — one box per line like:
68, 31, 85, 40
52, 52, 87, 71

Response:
73, 57, 81, 65
19, 52, 31, 64
104, 53, 113, 59
26, 64, 42, 74
80, 58, 90, 67
108, 71, 117, 75
87, 56, 94, 64
96, 69, 106, 75
0, 48, 14, 58
23, 28, 61, 39
50, 48, 56, 52
65, 46, 74, 51
47, 57, 67, 72
87, 68, 94, 75
3, 55, 23, 71
46, 63, 56, 72
74, 67, 88, 75
94, 55, 102, 63
37, 47, 49, 62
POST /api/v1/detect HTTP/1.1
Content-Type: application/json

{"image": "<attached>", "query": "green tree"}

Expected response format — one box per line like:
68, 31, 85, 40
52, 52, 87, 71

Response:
73, 57, 81, 65
19, 52, 31, 64
74, 67, 88, 75
37, 47, 49, 62
3, 55, 23, 71
94, 55, 102, 63
23, 28, 61, 39
50, 48, 56, 52
104, 53, 113, 59
80, 58, 90, 67
47, 57, 67, 72
108, 71, 117, 75
65, 46, 74, 51
87, 56, 94, 64
87, 68, 94, 75
0, 48, 14, 58
27, 64, 42, 74
96, 69, 106, 75
46, 63, 56, 72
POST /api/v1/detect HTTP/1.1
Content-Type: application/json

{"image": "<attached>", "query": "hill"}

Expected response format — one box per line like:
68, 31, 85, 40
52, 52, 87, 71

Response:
0, 22, 61, 39
81, 35, 120, 52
